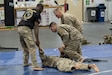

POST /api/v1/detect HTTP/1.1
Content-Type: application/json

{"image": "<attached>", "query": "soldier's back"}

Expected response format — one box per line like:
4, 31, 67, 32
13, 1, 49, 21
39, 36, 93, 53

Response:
62, 13, 83, 32
59, 24, 83, 40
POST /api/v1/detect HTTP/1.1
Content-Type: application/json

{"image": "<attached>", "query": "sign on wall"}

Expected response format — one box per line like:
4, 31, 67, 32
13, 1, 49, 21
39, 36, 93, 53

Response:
40, 8, 60, 26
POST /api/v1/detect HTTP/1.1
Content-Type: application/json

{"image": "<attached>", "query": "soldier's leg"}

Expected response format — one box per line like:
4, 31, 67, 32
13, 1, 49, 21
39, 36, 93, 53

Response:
24, 32, 43, 70
73, 63, 99, 72
20, 35, 30, 66
57, 58, 99, 72
88, 64, 99, 72
18, 26, 43, 70
80, 29, 90, 45
72, 40, 84, 62
17, 27, 30, 66
73, 40, 82, 55
58, 58, 100, 72
61, 46, 83, 62
24, 30, 38, 67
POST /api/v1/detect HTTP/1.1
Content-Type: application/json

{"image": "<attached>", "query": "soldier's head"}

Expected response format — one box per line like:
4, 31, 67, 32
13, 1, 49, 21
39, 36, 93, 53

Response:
36, 4, 44, 13
49, 22, 58, 32
54, 6, 63, 18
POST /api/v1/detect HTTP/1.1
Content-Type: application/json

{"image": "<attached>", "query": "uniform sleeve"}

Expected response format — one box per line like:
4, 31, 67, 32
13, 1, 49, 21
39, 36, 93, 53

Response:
61, 50, 82, 61
64, 16, 83, 32
64, 16, 80, 26
64, 17, 74, 26
57, 27, 69, 44
39, 50, 47, 61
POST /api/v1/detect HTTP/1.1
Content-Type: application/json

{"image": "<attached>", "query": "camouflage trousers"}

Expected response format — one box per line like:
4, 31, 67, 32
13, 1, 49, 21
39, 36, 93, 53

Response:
56, 58, 89, 72
60, 40, 83, 62
39, 50, 89, 72
17, 26, 38, 67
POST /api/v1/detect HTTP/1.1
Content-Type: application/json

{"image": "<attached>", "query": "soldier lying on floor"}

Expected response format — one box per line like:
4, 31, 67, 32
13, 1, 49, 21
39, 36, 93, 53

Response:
38, 49, 99, 72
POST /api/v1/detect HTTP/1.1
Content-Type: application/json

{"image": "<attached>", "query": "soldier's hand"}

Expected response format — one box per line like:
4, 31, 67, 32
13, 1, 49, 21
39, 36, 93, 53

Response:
78, 57, 84, 64
35, 41, 42, 51
38, 46, 43, 51
58, 44, 65, 52
75, 63, 81, 69
58, 47, 63, 52
35, 41, 40, 47
62, 44, 65, 49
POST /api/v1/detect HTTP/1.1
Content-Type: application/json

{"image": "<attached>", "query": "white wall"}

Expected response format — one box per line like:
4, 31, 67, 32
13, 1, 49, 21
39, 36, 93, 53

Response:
14, 0, 60, 26
57, 0, 83, 22
0, 0, 4, 4
14, 0, 57, 7
14, 0, 39, 7
83, 0, 112, 22
105, 0, 112, 21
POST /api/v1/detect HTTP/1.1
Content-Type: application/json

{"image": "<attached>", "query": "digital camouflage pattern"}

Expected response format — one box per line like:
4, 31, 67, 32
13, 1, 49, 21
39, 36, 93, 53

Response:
57, 24, 83, 61
39, 50, 90, 72
17, 26, 39, 67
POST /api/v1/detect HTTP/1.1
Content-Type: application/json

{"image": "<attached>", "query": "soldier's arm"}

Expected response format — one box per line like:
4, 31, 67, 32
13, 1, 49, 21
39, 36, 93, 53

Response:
64, 17, 74, 26
34, 11, 42, 48
34, 22, 39, 45
58, 27, 69, 44
38, 49, 48, 61
65, 17, 83, 33
64, 17, 82, 27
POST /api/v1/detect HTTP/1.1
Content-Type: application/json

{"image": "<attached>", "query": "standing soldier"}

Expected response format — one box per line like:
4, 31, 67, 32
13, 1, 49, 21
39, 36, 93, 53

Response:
54, 7, 88, 44
17, 4, 44, 70
54, 6, 83, 33
49, 22, 83, 62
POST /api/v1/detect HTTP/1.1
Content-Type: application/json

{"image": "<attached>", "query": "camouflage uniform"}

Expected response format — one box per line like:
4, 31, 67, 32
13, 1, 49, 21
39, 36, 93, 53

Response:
57, 24, 83, 61
61, 13, 83, 33
17, 26, 38, 67
39, 50, 90, 72
61, 13, 89, 45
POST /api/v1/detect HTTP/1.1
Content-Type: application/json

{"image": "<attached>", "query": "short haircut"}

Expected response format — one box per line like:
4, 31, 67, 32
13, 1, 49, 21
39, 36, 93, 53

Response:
54, 6, 62, 12
36, 4, 43, 9
49, 22, 57, 28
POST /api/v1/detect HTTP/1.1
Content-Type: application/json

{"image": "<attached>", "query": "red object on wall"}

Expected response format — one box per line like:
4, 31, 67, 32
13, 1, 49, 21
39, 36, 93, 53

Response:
64, 0, 67, 12
64, 3, 67, 12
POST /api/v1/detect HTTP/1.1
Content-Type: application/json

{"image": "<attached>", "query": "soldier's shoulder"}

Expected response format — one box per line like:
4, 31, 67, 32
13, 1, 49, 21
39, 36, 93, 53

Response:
60, 24, 73, 29
59, 24, 70, 28
63, 13, 75, 19
64, 13, 73, 16
57, 25, 63, 30
57, 26, 65, 35
60, 24, 68, 26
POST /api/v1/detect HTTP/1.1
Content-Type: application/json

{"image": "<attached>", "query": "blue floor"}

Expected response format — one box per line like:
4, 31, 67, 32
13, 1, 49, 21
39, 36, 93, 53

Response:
0, 44, 112, 75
